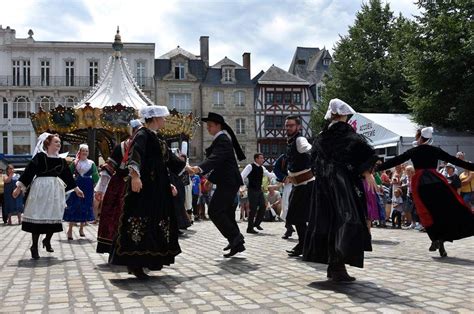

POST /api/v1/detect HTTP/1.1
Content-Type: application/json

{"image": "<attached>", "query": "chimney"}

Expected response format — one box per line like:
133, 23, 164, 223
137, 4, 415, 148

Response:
242, 52, 251, 76
200, 36, 209, 67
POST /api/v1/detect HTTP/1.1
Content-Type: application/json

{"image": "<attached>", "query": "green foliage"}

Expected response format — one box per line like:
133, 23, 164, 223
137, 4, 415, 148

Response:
405, 0, 474, 131
320, 0, 413, 117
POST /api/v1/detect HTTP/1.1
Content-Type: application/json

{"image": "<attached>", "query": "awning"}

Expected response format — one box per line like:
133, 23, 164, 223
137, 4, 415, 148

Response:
374, 142, 398, 149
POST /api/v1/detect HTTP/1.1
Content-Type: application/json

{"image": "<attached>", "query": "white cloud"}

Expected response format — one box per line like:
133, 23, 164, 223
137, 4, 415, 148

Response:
0, 0, 420, 77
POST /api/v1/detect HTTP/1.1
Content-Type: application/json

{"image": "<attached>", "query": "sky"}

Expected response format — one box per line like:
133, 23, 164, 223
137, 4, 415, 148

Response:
0, 0, 420, 77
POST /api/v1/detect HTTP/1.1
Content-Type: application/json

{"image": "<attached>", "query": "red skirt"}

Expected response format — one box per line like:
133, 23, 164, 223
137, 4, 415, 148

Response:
411, 169, 474, 242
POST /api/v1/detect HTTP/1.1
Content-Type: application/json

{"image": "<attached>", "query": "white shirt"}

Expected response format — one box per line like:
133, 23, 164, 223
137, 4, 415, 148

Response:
241, 162, 276, 183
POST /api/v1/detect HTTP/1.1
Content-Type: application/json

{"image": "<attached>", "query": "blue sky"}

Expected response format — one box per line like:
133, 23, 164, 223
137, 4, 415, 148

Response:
0, 0, 420, 77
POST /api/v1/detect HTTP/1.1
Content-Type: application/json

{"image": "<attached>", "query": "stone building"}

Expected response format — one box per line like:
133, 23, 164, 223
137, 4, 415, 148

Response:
288, 47, 332, 102
0, 25, 154, 155
200, 54, 256, 165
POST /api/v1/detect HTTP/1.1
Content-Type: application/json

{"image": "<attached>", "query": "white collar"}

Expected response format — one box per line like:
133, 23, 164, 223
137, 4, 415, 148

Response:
213, 130, 225, 140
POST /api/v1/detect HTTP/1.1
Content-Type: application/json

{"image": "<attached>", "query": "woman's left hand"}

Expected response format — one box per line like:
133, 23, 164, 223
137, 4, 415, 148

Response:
170, 184, 178, 197
12, 186, 21, 199
363, 172, 377, 193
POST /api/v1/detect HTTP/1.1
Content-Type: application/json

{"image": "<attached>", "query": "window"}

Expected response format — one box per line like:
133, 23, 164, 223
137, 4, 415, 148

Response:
265, 92, 274, 103
169, 93, 191, 113
213, 91, 224, 107
40, 60, 50, 86
65, 61, 74, 86
2, 97, 7, 119
12, 60, 30, 86
293, 92, 301, 104
234, 91, 245, 106
12, 131, 31, 154
36, 96, 55, 112
261, 143, 270, 154
224, 68, 232, 82
2, 132, 7, 154
236, 118, 246, 134
64, 96, 77, 108
136, 61, 145, 86
13, 96, 29, 119
284, 93, 291, 104
317, 85, 323, 102
323, 58, 330, 66
275, 93, 282, 104
265, 115, 284, 129
174, 63, 185, 80
89, 61, 99, 86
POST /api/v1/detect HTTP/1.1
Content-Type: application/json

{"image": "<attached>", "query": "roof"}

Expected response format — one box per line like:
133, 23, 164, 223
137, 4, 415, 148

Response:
257, 65, 309, 85
154, 59, 207, 80
212, 57, 244, 69
202, 68, 253, 87
159, 46, 198, 60
288, 47, 331, 85
359, 113, 419, 138
77, 53, 154, 109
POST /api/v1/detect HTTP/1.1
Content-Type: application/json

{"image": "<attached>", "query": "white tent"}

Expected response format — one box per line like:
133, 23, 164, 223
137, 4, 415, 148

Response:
349, 113, 474, 159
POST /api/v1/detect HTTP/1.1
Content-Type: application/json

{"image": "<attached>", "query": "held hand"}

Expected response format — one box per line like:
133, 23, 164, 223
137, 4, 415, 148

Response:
170, 184, 178, 197
95, 192, 104, 202
12, 186, 21, 199
204, 179, 213, 191
185, 165, 195, 175
75, 187, 85, 198
131, 176, 143, 193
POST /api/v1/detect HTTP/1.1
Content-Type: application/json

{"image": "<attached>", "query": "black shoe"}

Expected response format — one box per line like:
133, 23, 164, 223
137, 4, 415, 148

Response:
223, 244, 231, 251
429, 241, 439, 252
223, 244, 245, 258
30, 246, 40, 260
287, 249, 302, 257
255, 225, 263, 231
282, 234, 289, 239
330, 270, 356, 282
246, 228, 258, 234
42, 239, 54, 253
439, 242, 447, 257
131, 267, 150, 280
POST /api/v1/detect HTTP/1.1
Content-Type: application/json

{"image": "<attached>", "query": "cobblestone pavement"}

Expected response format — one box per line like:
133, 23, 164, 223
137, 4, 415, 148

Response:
0, 218, 473, 313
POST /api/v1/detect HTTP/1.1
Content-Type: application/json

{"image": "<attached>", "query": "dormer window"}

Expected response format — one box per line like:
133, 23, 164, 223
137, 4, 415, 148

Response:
175, 63, 185, 80
224, 69, 232, 82
323, 58, 331, 66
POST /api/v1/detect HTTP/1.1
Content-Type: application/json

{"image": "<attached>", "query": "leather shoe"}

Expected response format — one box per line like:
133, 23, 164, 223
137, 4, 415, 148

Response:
223, 244, 245, 258
223, 244, 231, 251
246, 228, 258, 234
330, 270, 356, 282
130, 267, 150, 280
287, 249, 302, 257
30, 246, 40, 260
255, 225, 263, 231
42, 239, 54, 252
282, 234, 290, 239
429, 241, 439, 251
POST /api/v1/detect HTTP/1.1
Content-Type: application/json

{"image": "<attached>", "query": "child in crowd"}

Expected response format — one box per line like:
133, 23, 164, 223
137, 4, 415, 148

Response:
391, 188, 404, 228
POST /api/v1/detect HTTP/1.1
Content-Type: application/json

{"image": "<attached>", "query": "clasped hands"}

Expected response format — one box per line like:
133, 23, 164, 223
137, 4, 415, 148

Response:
185, 165, 200, 175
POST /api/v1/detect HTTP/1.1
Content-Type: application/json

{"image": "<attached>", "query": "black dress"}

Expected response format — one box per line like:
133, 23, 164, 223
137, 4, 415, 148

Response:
109, 128, 185, 270
377, 144, 474, 242
303, 122, 378, 268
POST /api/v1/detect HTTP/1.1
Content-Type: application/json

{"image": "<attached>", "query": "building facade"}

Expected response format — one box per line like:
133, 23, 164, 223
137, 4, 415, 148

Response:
0, 26, 154, 154
200, 54, 256, 165
154, 37, 208, 161
254, 65, 312, 166
288, 47, 332, 102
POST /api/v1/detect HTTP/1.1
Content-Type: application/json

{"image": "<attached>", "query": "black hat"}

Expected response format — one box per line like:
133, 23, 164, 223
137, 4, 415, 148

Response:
201, 112, 226, 125
201, 112, 246, 161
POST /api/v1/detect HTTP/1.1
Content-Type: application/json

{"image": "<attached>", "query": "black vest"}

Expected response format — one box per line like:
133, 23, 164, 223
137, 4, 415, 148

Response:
286, 133, 311, 173
247, 163, 263, 191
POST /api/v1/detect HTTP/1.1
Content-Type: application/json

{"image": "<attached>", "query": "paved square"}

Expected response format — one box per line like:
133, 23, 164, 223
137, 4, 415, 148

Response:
0, 219, 473, 313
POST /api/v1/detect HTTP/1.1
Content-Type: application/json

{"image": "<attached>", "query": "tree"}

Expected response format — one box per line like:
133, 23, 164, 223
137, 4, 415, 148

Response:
315, 0, 412, 124
405, 0, 474, 131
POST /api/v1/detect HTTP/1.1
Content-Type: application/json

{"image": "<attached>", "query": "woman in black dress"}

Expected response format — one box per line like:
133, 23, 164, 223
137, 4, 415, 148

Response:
303, 99, 378, 282
377, 127, 474, 257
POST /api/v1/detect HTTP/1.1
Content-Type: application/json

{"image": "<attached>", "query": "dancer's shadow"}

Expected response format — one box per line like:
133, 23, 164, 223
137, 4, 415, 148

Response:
58, 239, 95, 245
215, 257, 260, 275
309, 280, 418, 307
95, 263, 129, 273
371, 239, 400, 246
109, 274, 202, 298
432, 256, 474, 266
16, 257, 76, 268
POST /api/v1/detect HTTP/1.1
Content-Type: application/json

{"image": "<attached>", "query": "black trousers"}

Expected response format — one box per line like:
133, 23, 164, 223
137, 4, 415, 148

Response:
208, 184, 244, 247
247, 188, 266, 230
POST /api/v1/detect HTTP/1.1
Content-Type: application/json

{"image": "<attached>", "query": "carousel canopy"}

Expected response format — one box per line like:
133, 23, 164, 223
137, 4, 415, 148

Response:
76, 27, 153, 109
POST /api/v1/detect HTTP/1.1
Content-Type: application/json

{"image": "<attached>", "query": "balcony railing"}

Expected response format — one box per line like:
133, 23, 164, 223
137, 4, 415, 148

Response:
0, 76, 154, 89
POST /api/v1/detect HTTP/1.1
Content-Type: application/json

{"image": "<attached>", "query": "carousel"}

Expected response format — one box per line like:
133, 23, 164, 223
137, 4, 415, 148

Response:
30, 28, 199, 162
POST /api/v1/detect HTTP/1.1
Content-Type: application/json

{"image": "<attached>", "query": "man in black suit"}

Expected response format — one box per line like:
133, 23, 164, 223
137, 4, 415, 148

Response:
188, 112, 246, 258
